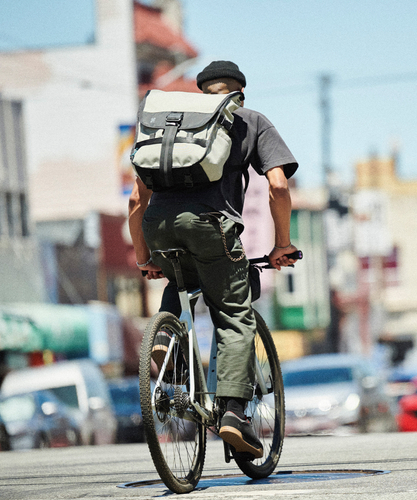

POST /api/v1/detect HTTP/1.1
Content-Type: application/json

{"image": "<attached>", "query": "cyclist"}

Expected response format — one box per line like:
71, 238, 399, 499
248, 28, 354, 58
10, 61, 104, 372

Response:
129, 60, 299, 459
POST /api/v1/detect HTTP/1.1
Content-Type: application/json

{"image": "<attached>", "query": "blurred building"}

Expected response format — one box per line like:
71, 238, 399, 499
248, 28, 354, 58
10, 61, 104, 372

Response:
134, 0, 198, 99
322, 153, 417, 365
0, 0, 339, 369
272, 184, 331, 358
0, 0, 199, 373
354, 154, 417, 364
0, 96, 45, 303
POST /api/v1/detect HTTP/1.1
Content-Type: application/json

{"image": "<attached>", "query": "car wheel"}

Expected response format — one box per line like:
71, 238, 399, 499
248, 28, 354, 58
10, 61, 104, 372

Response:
0, 424, 11, 451
36, 434, 50, 449
358, 407, 369, 433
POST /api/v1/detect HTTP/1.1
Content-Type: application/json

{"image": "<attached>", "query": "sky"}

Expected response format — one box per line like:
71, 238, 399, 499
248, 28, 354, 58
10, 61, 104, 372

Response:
0, 0, 416, 189
182, 0, 417, 188
0, 0, 96, 51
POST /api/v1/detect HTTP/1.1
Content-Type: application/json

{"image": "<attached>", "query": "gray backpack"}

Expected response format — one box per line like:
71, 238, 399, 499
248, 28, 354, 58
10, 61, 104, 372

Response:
130, 89, 244, 191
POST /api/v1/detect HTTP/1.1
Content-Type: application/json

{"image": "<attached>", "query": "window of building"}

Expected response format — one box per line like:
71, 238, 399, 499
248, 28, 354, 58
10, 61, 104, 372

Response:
0, 191, 30, 239
19, 192, 29, 237
5, 191, 14, 237
137, 61, 154, 85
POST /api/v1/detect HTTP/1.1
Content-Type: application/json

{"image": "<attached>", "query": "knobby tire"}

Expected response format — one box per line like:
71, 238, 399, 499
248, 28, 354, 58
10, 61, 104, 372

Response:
233, 309, 285, 479
139, 311, 207, 494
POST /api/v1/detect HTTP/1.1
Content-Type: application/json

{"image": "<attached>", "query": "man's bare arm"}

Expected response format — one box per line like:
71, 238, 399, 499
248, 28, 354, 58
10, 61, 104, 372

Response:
128, 177, 163, 279
266, 166, 298, 270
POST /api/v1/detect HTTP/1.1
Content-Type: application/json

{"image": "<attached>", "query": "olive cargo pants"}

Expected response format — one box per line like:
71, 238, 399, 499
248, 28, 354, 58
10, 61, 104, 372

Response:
142, 202, 256, 401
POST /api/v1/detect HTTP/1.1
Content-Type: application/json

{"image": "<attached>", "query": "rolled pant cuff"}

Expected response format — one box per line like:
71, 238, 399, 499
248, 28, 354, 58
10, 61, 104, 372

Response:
216, 381, 253, 401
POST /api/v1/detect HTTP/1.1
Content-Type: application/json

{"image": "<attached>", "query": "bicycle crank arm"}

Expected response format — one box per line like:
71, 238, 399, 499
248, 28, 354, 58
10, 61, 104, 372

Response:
190, 400, 216, 425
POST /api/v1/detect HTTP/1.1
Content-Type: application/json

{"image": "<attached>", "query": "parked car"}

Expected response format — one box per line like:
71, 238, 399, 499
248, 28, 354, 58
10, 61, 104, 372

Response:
281, 353, 397, 435
0, 390, 81, 450
1, 359, 117, 445
386, 367, 417, 403
108, 377, 144, 443
396, 376, 417, 432
0, 413, 11, 451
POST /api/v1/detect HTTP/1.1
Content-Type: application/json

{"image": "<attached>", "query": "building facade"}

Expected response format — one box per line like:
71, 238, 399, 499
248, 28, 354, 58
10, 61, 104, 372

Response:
0, 96, 45, 302
354, 154, 417, 364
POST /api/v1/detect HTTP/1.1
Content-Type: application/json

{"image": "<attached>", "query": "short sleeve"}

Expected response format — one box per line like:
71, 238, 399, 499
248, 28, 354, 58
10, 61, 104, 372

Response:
251, 113, 298, 179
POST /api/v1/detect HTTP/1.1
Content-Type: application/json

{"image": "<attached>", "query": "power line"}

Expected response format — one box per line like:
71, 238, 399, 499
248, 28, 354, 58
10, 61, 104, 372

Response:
338, 71, 417, 89
255, 71, 417, 96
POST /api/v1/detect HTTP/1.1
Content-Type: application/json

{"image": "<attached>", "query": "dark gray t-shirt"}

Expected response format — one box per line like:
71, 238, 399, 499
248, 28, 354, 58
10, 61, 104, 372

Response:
150, 106, 298, 227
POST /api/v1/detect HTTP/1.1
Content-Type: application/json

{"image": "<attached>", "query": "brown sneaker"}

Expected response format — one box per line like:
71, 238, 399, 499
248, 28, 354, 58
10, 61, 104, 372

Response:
219, 411, 263, 459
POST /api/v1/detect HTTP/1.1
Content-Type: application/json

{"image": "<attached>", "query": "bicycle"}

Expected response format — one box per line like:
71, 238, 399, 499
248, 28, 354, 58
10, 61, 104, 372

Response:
139, 248, 302, 494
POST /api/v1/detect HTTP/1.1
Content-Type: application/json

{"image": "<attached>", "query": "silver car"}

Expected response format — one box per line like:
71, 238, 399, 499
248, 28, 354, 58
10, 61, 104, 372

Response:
281, 353, 397, 435
1, 359, 117, 445
0, 390, 81, 450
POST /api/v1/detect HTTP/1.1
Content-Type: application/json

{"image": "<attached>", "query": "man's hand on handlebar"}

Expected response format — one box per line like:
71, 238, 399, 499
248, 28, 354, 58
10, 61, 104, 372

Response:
268, 244, 299, 271
140, 262, 165, 280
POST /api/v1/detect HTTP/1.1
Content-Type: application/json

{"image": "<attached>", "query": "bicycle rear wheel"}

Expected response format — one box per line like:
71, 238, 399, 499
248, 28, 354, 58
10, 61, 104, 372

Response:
234, 309, 285, 479
139, 311, 207, 494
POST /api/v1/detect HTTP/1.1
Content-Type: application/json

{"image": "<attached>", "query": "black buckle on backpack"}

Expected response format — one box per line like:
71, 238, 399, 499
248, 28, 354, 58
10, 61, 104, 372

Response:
144, 173, 154, 190
218, 115, 233, 132
165, 112, 183, 126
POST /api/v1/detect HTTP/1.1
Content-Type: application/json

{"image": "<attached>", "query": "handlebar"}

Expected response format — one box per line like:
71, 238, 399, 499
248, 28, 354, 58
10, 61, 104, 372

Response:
249, 250, 303, 268
141, 249, 303, 276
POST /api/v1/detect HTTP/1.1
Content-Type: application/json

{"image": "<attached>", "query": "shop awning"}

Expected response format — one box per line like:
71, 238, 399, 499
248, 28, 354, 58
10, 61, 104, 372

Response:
0, 312, 44, 352
0, 304, 89, 354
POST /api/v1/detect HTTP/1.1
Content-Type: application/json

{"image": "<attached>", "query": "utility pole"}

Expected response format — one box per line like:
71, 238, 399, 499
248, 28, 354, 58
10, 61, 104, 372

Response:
319, 73, 341, 353
320, 74, 332, 186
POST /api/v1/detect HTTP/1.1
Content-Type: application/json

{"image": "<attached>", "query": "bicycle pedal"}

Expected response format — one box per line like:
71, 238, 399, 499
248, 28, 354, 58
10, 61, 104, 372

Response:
223, 441, 232, 463
232, 449, 257, 462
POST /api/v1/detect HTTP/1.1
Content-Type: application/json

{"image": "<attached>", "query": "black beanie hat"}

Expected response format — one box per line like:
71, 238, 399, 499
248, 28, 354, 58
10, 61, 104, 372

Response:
196, 60, 246, 90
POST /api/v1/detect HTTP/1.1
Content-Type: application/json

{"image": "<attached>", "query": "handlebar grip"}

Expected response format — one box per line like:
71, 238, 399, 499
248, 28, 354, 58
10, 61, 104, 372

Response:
141, 270, 163, 277
286, 250, 303, 260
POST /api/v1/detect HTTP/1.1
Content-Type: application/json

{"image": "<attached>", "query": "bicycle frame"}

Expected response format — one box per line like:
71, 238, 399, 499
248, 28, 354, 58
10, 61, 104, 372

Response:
153, 284, 271, 426
142, 249, 301, 492
151, 248, 302, 428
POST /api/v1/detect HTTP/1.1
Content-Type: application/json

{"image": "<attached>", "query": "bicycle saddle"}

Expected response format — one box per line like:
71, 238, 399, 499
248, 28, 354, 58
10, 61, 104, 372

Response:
152, 248, 188, 260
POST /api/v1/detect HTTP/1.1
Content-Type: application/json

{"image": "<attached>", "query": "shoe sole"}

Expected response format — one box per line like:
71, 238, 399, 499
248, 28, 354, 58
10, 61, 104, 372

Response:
151, 345, 174, 371
219, 426, 263, 458
151, 345, 187, 385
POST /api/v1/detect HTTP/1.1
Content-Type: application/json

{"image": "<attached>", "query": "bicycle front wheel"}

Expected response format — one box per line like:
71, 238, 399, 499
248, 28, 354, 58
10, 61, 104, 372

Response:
139, 311, 207, 494
234, 309, 285, 479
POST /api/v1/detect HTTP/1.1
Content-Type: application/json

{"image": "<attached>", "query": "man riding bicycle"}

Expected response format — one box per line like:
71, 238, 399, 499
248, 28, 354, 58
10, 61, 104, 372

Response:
129, 60, 299, 459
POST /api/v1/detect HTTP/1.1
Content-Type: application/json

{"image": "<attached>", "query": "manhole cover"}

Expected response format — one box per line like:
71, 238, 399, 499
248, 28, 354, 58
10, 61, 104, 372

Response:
118, 469, 389, 489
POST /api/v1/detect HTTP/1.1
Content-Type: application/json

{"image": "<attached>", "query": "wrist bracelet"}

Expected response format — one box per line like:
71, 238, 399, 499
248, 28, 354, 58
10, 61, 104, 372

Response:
136, 257, 152, 268
274, 243, 292, 250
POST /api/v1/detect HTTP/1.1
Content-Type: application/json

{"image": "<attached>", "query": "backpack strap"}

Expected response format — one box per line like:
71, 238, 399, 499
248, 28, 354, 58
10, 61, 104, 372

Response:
160, 112, 183, 187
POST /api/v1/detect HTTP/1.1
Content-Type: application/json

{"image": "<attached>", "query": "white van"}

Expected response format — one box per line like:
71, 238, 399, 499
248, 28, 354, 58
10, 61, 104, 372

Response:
1, 359, 117, 445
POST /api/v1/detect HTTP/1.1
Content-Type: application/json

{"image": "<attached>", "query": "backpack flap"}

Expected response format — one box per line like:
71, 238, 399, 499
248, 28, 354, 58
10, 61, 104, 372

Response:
130, 90, 243, 190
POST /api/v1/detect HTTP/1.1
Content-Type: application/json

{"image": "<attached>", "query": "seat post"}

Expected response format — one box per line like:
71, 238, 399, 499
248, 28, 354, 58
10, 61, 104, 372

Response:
170, 256, 186, 291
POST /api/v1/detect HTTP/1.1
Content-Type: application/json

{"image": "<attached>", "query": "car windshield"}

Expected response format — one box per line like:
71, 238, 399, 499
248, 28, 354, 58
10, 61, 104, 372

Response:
283, 367, 353, 387
48, 385, 79, 409
0, 395, 36, 423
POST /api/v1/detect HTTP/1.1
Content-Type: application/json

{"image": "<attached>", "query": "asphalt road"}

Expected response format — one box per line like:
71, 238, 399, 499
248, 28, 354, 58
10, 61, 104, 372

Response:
1, 432, 416, 499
